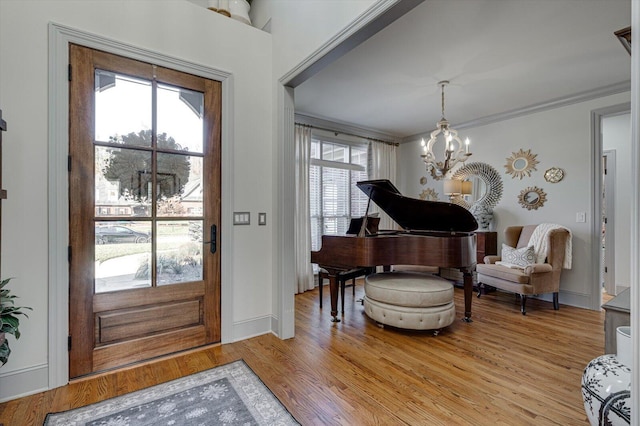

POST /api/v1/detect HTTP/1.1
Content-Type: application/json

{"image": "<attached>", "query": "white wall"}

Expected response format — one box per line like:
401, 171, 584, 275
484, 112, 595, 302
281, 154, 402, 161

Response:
603, 113, 632, 290
250, 0, 379, 79
398, 91, 631, 308
0, 0, 272, 399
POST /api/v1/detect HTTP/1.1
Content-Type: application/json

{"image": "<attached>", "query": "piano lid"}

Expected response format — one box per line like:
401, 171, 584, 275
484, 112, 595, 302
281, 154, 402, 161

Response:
356, 179, 478, 233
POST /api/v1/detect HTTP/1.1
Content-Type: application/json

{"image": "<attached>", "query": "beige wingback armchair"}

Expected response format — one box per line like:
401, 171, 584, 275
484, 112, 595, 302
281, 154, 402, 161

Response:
476, 225, 571, 315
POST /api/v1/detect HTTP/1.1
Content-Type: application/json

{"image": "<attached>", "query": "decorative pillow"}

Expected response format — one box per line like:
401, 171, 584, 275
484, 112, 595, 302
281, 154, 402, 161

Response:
501, 244, 535, 267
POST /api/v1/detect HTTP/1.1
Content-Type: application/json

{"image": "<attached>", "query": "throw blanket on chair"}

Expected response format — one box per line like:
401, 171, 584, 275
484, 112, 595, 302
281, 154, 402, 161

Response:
528, 223, 572, 269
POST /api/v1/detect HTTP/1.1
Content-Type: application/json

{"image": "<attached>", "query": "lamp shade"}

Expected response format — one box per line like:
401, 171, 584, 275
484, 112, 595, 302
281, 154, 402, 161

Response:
461, 180, 473, 195
443, 179, 462, 195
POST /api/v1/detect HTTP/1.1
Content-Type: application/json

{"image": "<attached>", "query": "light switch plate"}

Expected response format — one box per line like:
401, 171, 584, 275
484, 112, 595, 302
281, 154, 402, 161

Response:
258, 212, 267, 226
576, 212, 586, 223
233, 212, 250, 225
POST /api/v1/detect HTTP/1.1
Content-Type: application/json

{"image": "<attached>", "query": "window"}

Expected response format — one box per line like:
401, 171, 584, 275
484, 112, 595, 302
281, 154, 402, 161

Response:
310, 136, 368, 251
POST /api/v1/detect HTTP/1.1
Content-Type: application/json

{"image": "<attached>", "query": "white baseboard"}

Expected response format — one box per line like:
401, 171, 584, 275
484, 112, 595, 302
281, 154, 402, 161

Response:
536, 290, 595, 310
616, 285, 630, 295
0, 316, 279, 403
0, 363, 49, 403
232, 315, 276, 342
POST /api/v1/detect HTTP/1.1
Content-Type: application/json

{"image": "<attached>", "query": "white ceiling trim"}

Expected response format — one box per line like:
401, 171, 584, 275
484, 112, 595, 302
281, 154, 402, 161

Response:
295, 112, 399, 144
401, 81, 631, 143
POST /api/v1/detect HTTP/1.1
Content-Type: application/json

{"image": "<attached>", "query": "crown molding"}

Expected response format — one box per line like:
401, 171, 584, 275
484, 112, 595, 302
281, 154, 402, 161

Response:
295, 112, 399, 143
401, 81, 631, 143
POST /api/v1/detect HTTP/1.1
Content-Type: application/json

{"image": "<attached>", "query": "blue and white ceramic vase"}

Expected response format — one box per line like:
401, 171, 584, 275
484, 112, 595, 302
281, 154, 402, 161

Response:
581, 354, 631, 425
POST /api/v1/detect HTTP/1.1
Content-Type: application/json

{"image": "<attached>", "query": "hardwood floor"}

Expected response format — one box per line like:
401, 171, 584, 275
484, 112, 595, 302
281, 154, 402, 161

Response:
0, 281, 603, 425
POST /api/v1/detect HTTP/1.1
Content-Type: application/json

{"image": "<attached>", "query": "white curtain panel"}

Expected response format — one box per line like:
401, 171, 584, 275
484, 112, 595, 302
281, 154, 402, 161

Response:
294, 124, 315, 294
367, 141, 397, 231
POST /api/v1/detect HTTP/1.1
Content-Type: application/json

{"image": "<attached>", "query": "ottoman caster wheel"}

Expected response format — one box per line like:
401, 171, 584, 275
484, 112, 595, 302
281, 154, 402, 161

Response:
377, 322, 384, 329
433, 329, 440, 336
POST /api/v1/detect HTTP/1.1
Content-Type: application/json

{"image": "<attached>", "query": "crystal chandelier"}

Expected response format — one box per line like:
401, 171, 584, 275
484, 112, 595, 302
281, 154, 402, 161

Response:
421, 81, 471, 180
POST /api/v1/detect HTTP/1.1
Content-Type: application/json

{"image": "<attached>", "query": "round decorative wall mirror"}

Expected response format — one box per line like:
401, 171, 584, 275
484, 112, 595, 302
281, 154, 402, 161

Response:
449, 162, 503, 210
513, 158, 528, 170
504, 149, 539, 179
518, 186, 547, 210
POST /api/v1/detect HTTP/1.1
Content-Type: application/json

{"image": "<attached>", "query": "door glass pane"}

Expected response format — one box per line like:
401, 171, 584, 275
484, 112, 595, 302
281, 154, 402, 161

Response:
95, 221, 152, 293
156, 153, 202, 217
95, 146, 152, 217
157, 221, 203, 286
95, 70, 152, 145
157, 84, 204, 153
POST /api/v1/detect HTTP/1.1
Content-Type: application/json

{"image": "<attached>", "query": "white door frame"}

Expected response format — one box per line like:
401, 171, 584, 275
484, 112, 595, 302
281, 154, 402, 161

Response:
602, 149, 616, 296
591, 103, 630, 311
630, 0, 640, 416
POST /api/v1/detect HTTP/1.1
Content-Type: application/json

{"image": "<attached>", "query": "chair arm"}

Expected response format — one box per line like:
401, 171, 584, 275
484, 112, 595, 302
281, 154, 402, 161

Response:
483, 255, 501, 264
524, 263, 553, 275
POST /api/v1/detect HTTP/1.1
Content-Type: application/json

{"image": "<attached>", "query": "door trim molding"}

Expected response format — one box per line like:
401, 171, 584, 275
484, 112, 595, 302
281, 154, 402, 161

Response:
602, 149, 616, 295
48, 22, 235, 389
590, 103, 630, 311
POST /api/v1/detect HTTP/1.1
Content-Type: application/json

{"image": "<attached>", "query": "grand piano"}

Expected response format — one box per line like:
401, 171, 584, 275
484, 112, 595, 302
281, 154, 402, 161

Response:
311, 179, 478, 323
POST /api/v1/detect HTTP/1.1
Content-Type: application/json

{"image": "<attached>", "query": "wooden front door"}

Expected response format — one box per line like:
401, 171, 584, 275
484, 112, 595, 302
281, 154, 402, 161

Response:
68, 44, 221, 378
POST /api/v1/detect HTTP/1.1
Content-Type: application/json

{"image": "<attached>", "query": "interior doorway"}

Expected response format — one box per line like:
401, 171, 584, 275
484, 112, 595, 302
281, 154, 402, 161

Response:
598, 110, 632, 304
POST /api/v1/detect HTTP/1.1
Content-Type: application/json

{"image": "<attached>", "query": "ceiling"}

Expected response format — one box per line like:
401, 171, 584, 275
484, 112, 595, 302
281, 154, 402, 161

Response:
293, 0, 631, 140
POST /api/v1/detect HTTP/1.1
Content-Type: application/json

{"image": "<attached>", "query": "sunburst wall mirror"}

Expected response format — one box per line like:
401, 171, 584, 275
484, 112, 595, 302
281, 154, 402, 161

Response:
504, 149, 539, 179
448, 162, 503, 231
449, 162, 503, 210
518, 186, 547, 210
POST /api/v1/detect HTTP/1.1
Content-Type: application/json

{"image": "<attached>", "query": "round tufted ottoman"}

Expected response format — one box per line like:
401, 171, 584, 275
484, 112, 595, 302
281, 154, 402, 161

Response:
363, 271, 455, 332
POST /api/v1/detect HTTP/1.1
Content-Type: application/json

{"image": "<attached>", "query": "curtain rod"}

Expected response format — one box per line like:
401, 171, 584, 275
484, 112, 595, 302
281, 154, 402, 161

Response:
295, 122, 399, 146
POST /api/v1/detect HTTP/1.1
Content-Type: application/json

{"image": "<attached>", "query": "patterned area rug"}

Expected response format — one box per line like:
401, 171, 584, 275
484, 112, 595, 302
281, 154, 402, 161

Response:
44, 360, 300, 426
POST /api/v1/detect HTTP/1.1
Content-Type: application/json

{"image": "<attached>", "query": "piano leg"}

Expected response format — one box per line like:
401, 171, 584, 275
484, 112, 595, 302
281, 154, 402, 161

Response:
328, 272, 341, 322
462, 270, 473, 322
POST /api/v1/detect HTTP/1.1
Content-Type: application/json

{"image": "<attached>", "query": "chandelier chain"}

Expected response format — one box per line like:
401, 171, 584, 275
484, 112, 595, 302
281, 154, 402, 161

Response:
441, 82, 446, 119
420, 80, 471, 180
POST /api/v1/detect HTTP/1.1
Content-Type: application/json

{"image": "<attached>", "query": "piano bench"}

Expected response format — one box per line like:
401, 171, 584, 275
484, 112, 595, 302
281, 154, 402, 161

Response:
318, 267, 372, 313
363, 271, 455, 332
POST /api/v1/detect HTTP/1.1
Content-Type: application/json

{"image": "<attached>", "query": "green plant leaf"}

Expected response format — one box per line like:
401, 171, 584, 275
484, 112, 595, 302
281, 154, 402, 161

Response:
0, 277, 31, 364
0, 340, 10, 366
